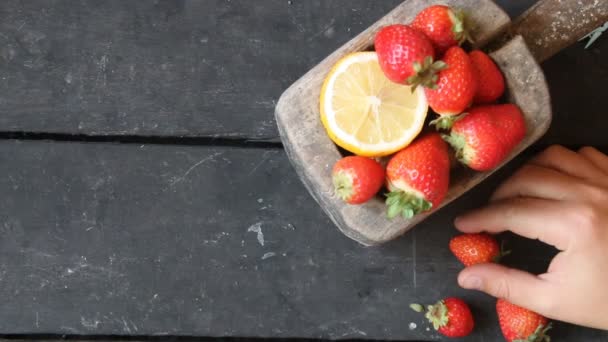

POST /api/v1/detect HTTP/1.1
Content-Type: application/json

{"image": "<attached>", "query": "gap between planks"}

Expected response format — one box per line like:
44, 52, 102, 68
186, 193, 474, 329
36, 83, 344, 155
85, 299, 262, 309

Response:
0, 132, 605, 157
0, 132, 283, 149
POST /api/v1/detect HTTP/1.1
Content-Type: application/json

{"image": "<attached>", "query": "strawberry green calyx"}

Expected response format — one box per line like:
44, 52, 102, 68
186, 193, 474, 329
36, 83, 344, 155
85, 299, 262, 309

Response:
431, 114, 461, 130
407, 56, 448, 92
442, 132, 472, 165
514, 323, 552, 342
410, 301, 449, 330
386, 190, 432, 219
425, 300, 450, 330
448, 9, 473, 45
332, 171, 354, 202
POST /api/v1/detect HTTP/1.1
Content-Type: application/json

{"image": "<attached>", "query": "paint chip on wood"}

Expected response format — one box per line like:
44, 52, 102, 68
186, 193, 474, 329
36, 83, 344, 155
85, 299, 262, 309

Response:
247, 222, 264, 246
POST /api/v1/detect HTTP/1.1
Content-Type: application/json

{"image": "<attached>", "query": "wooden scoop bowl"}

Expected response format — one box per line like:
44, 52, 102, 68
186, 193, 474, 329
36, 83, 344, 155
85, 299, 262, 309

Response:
275, 0, 608, 246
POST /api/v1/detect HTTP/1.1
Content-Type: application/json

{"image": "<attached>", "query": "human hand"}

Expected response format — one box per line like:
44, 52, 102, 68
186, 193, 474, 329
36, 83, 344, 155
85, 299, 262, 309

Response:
455, 145, 608, 330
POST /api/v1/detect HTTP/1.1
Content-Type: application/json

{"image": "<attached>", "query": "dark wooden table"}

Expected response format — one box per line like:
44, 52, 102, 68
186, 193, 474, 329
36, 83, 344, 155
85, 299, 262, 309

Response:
0, 1, 606, 341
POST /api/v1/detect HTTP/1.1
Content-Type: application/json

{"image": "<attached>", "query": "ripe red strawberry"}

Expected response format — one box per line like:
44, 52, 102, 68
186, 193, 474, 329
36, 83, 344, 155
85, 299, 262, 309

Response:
332, 156, 385, 205
443, 104, 526, 171
411, 5, 471, 55
411, 297, 475, 338
450, 233, 506, 266
496, 299, 551, 342
374, 24, 446, 89
385, 133, 450, 219
426, 46, 477, 124
469, 50, 505, 104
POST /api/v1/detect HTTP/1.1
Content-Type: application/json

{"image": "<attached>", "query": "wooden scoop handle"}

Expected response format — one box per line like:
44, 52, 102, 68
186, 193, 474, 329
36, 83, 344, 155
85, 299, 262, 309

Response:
507, 0, 608, 63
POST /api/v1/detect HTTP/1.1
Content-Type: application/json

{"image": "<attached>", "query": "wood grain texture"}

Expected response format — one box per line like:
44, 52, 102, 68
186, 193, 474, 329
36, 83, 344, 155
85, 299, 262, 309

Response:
0, 0, 403, 139
275, 0, 552, 246
1, 140, 605, 341
508, 0, 608, 63
1, 141, 606, 341
4, 0, 606, 145
0, 0, 539, 140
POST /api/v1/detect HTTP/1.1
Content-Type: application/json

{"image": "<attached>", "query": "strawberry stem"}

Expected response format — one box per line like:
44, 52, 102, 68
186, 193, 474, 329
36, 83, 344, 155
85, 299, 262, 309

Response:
431, 115, 458, 130
513, 323, 551, 342
449, 8, 474, 45
442, 132, 471, 166
425, 300, 449, 331
407, 56, 447, 92
491, 239, 512, 263
500, 239, 512, 259
385, 190, 432, 219
332, 171, 353, 202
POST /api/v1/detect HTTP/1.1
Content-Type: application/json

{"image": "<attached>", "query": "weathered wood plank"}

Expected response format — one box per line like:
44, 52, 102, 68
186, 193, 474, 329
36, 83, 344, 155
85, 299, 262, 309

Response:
0, 0, 550, 140
0, 0, 402, 139
1, 0, 605, 147
0, 141, 605, 341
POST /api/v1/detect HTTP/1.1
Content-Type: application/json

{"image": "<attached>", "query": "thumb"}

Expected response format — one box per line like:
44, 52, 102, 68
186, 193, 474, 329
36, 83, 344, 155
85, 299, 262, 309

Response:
458, 263, 553, 315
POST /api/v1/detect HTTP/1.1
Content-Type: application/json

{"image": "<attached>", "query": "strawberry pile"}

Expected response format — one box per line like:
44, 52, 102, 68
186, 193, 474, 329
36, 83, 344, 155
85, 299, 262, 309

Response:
331, 5, 526, 219
327, 5, 550, 340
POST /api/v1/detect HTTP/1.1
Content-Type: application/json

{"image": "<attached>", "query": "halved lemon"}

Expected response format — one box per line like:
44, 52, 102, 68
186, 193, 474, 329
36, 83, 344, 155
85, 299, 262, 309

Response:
320, 52, 428, 157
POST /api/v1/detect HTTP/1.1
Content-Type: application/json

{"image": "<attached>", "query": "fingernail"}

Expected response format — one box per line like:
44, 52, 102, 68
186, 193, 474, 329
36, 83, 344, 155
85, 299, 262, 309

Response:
460, 275, 482, 290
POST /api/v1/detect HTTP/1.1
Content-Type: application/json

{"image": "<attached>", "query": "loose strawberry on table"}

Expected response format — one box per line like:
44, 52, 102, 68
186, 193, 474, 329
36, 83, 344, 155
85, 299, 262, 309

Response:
375, 24, 446, 89
411, 297, 475, 338
450, 233, 506, 266
426, 46, 477, 128
385, 133, 450, 219
497, 299, 551, 342
443, 104, 526, 172
470, 50, 506, 104
332, 156, 385, 205
411, 5, 471, 55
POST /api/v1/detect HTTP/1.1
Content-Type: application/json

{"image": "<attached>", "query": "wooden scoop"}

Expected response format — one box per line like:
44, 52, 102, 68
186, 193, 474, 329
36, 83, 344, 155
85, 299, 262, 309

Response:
275, 0, 608, 246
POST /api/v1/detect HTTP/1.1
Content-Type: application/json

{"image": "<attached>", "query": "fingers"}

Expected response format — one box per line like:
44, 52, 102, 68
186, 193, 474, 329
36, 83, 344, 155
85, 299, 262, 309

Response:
531, 145, 605, 180
491, 164, 585, 202
458, 263, 554, 316
455, 197, 572, 250
579, 146, 608, 175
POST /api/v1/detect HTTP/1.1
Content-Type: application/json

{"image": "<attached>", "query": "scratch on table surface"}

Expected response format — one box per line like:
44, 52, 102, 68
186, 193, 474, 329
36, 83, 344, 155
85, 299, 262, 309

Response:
171, 152, 223, 185
247, 222, 264, 246
21, 248, 57, 259
62, 257, 123, 279
60, 326, 79, 333
203, 231, 230, 245
35, 312, 39, 328
247, 150, 276, 176
96, 54, 108, 88
335, 326, 368, 338
128, 65, 136, 81
120, 317, 132, 333
308, 18, 336, 41
261, 252, 276, 260
81, 317, 100, 329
